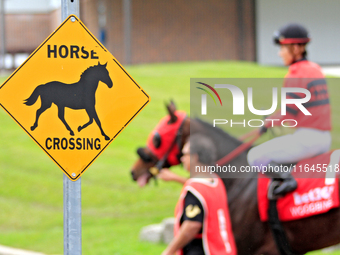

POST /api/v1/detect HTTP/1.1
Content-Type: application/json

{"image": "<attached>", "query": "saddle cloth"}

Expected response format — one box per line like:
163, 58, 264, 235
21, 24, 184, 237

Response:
258, 150, 340, 222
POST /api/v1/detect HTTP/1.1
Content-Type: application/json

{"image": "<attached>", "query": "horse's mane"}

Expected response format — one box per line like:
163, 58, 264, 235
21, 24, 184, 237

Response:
80, 64, 100, 80
193, 118, 244, 148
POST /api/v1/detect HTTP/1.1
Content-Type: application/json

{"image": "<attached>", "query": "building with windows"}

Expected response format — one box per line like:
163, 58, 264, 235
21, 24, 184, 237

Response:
1, 0, 339, 68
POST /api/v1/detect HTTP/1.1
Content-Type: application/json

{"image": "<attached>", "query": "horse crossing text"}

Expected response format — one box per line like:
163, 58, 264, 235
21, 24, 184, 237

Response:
47, 45, 99, 59
45, 137, 101, 151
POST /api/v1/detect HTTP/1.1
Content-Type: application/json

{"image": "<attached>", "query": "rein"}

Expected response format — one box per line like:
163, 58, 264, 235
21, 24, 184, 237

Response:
216, 131, 261, 166
150, 127, 261, 175
148, 119, 261, 179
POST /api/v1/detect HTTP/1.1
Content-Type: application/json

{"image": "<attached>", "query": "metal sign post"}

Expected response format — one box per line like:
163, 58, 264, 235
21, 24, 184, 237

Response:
61, 48, 82, 255
0, 0, 6, 71
63, 175, 81, 255
61, 1, 81, 255
123, 0, 131, 65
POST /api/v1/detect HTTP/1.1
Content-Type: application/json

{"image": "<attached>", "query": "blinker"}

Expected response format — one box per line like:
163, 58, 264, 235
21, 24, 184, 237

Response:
153, 131, 162, 148
137, 147, 153, 163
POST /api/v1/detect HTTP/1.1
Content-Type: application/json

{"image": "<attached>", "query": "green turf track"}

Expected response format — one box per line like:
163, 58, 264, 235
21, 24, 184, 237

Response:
0, 61, 339, 254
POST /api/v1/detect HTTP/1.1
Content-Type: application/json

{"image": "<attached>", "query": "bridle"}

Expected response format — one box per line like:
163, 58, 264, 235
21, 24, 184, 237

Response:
140, 111, 187, 182
149, 115, 187, 178
216, 130, 261, 166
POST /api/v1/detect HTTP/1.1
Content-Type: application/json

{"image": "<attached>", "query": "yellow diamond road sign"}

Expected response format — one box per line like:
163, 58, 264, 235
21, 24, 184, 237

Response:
0, 15, 150, 181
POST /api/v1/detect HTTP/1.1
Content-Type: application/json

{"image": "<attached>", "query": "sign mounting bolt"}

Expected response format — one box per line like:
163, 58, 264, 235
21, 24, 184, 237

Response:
72, 173, 76, 177
70, 17, 76, 22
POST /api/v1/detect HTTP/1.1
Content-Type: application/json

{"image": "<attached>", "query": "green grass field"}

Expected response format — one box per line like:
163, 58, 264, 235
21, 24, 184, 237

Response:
0, 61, 339, 254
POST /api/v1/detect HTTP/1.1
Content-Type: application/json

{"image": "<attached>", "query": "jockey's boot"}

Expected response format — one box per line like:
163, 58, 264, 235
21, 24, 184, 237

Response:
265, 162, 297, 197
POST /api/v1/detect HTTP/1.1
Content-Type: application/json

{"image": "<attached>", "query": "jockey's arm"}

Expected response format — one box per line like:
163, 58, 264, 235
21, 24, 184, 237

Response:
158, 169, 188, 184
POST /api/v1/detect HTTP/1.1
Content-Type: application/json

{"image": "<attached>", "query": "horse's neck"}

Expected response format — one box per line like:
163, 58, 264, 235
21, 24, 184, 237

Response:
79, 72, 100, 91
189, 118, 259, 228
223, 177, 257, 203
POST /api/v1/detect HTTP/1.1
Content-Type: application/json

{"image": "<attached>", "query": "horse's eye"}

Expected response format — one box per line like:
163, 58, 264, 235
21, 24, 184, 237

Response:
153, 132, 161, 149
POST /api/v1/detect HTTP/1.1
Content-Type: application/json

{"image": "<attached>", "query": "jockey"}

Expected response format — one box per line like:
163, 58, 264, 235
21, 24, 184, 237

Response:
247, 23, 332, 197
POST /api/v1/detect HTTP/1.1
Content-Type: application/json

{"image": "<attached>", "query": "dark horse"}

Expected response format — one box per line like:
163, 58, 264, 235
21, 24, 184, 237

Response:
131, 102, 340, 255
24, 62, 112, 140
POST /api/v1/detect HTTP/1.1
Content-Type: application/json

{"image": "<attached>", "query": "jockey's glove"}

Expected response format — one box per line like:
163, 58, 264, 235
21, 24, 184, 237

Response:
260, 126, 268, 135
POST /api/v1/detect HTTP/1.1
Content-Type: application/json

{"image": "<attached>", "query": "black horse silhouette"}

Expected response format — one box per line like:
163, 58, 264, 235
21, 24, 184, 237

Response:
24, 62, 113, 140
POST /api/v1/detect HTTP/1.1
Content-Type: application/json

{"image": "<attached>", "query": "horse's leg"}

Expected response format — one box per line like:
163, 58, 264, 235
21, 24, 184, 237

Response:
31, 101, 52, 131
57, 106, 74, 136
78, 117, 93, 133
86, 107, 110, 140
93, 112, 110, 140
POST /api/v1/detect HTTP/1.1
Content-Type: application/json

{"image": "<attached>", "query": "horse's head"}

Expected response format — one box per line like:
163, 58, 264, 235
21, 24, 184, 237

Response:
96, 62, 113, 88
131, 102, 189, 186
